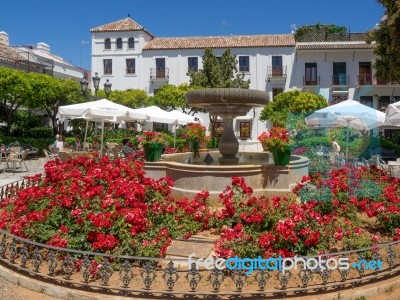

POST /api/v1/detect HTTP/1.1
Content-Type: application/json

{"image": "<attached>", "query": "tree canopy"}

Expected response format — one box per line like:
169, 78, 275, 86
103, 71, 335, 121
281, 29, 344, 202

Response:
189, 48, 250, 88
108, 89, 148, 108
0, 67, 33, 135
259, 90, 328, 128
0, 67, 84, 135
188, 48, 250, 136
147, 84, 201, 114
367, 1, 400, 82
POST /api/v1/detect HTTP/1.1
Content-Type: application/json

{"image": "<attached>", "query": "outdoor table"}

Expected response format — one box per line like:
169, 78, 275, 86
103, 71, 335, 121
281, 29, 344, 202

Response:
70, 151, 95, 158
388, 160, 400, 177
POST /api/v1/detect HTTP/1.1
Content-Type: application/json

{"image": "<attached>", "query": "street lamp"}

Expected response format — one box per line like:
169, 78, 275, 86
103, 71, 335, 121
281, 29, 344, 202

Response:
104, 79, 112, 99
92, 72, 101, 97
79, 77, 89, 94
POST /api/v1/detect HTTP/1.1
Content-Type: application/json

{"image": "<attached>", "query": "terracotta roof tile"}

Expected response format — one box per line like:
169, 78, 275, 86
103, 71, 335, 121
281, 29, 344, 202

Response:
0, 44, 25, 61
90, 17, 154, 37
143, 34, 295, 50
296, 42, 375, 50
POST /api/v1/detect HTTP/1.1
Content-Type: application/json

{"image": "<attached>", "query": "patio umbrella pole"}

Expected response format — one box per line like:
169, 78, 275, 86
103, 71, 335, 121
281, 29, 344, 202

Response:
84, 120, 89, 143
100, 120, 105, 158
346, 121, 350, 162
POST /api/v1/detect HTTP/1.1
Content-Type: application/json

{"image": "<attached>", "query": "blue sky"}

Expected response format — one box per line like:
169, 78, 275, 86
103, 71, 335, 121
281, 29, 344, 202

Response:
1, 1, 385, 70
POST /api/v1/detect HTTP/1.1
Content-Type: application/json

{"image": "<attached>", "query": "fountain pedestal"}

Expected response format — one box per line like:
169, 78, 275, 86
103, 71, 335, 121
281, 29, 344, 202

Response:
186, 88, 269, 165
218, 116, 239, 164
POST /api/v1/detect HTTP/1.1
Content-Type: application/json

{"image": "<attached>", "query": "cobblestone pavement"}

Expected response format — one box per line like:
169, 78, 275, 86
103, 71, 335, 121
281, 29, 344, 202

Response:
0, 157, 46, 186
0, 276, 58, 300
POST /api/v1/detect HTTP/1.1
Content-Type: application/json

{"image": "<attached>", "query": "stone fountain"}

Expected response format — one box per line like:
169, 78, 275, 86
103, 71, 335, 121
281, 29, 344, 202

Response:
186, 88, 268, 164
143, 88, 309, 200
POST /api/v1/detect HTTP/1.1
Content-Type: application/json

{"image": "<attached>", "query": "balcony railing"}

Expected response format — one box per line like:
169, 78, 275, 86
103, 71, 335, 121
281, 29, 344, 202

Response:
332, 74, 349, 86
303, 75, 320, 86
267, 66, 287, 79
357, 74, 372, 85
150, 68, 169, 82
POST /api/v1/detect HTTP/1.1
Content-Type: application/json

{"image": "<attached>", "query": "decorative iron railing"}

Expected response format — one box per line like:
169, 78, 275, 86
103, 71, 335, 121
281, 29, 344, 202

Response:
0, 179, 400, 298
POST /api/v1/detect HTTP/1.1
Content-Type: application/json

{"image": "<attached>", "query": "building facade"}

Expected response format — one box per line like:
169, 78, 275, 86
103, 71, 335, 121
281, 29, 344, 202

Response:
90, 18, 400, 149
0, 31, 89, 81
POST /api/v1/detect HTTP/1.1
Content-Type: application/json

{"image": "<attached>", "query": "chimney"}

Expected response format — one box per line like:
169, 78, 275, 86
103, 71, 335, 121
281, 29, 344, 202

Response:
0, 31, 9, 45
36, 42, 50, 52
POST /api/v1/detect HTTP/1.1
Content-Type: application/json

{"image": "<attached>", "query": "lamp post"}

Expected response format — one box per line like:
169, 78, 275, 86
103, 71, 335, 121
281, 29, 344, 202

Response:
79, 77, 89, 94
92, 72, 100, 98
104, 79, 112, 99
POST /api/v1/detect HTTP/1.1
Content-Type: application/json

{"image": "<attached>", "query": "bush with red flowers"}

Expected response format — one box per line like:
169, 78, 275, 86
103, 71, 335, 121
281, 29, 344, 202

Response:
0, 156, 211, 257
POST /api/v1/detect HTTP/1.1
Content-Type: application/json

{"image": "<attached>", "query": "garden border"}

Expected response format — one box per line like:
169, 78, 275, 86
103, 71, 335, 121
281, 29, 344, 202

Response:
1, 179, 400, 299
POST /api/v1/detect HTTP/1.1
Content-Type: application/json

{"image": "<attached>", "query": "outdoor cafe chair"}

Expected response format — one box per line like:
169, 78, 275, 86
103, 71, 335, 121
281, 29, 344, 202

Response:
6, 149, 30, 172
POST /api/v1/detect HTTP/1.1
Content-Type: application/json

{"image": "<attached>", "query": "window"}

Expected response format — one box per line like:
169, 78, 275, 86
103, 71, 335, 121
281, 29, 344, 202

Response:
188, 57, 198, 72
359, 62, 372, 85
214, 121, 223, 137
128, 37, 135, 49
104, 38, 111, 50
378, 96, 390, 112
103, 59, 112, 75
333, 62, 347, 85
360, 96, 373, 108
305, 63, 318, 85
116, 38, 123, 49
272, 88, 284, 100
272, 56, 283, 76
155, 58, 166, 78
239, 122, 251, 139
126, 59, 135, 74
332, 94, 348, 104
239, 56, 250, 72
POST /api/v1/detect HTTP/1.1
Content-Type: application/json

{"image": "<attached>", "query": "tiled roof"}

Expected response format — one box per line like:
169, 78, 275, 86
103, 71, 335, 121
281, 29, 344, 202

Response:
0, 43, 25, 61
296, 42, 375, 50
90, 17, 154, 37
143, 34, 295, 50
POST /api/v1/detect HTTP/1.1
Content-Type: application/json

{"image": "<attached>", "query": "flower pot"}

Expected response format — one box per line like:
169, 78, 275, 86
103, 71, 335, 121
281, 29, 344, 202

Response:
271, 146, 292, 166
261, 143, 269, 152
143, 143, 163, 162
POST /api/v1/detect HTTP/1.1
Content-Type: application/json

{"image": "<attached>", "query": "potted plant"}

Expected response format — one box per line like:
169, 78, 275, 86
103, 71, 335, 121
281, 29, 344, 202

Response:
138, 131, 165, 162
185, 123, 206, 157
258, 127, 293, 165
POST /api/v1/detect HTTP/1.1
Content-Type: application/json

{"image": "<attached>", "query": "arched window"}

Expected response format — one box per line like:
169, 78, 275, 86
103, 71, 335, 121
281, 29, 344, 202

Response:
116, 38, 123, 49
128, 37, 135, 49
104, 38, 111, 50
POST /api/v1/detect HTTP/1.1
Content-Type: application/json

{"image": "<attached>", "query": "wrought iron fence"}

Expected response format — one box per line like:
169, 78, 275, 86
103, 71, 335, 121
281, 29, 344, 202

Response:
0, 179, 400, 298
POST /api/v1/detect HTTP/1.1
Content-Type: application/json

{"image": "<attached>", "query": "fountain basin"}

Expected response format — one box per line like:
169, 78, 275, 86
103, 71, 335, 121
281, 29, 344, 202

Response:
144, 151, 309, 202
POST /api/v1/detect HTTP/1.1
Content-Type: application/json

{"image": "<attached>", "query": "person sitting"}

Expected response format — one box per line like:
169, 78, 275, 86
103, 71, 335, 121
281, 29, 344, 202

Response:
332, 140, 341, 156
121, 138, 136, 156
72, 135, 83, 151
53, 134, 65, 152
91, 136, 101, 151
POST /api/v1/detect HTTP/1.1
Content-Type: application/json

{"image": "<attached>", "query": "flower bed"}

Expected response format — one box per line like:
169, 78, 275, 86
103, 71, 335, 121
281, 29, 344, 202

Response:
211, 167, 400, 258
0, 156, 210, 257
0, 156, 399, 260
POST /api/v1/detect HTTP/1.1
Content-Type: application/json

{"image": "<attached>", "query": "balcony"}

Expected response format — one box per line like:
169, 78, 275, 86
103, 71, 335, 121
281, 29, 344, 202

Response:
150, 68, 169, 83
332, 74, 349, 86
266, 66, 287, 81
303, 75, 320, 86
357, 74, 372, 86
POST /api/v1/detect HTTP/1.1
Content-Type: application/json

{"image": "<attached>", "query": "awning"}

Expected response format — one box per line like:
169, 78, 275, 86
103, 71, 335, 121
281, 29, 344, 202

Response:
235, 115, 253, 120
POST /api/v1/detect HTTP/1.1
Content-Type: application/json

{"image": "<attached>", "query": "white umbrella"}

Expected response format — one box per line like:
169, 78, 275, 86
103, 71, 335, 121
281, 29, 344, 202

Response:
305, 100, 385, 159
385, 101, 400, 126
132, 106, 201, 148
58, 99, 146, 155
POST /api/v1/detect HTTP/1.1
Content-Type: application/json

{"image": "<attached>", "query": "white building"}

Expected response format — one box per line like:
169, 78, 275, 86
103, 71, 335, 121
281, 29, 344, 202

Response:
0, 31, 89, 81
90, 17, 400, 148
